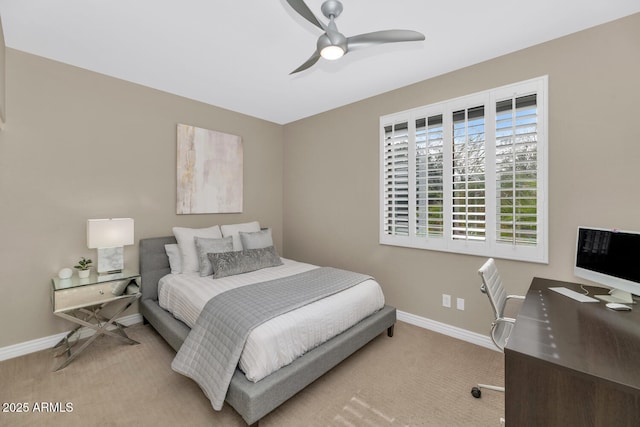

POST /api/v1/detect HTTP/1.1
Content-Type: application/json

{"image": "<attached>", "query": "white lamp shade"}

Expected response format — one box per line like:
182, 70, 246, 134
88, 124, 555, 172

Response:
87, 218, 134, 249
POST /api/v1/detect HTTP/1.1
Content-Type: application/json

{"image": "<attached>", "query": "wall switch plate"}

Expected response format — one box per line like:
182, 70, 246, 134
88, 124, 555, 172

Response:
442, 294, 451, 308
457, 297, 465, 310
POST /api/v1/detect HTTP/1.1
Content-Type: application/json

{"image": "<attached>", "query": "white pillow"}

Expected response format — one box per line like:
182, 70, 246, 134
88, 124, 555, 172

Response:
173, 225, 223, 273
164, 244, 182, 274
220, 221, 261, 251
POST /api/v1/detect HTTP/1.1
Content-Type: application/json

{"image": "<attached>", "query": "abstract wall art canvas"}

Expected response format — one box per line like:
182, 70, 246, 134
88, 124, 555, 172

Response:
177, 124, 243, 214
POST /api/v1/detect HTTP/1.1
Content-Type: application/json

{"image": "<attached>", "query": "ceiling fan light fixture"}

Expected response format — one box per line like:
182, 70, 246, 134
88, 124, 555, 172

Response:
320, 45, 344, 60
317, 32, 346, 60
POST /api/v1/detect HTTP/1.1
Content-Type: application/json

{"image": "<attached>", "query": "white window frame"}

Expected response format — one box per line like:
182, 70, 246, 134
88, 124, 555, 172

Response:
380, 76, 548, 264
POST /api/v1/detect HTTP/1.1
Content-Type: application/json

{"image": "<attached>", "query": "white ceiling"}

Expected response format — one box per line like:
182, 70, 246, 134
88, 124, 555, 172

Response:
1, 0, 639, 124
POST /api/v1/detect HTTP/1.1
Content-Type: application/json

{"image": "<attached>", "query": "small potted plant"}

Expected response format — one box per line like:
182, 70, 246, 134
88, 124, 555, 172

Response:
74, 257, 93, 279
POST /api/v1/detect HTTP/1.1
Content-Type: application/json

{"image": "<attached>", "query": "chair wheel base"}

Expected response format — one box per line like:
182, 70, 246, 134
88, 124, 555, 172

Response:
471, 387, 481, 398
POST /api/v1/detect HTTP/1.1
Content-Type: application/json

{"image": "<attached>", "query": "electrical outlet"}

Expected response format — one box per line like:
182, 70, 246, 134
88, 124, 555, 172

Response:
457, 298, 465, 310
442, 294, 451, 308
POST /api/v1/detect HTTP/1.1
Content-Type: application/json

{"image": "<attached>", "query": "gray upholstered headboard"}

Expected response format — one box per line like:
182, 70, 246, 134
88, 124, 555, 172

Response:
139, 236, 175, 302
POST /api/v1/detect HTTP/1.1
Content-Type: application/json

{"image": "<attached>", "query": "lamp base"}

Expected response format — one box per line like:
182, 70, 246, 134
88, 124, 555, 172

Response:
97, 247, 124, 274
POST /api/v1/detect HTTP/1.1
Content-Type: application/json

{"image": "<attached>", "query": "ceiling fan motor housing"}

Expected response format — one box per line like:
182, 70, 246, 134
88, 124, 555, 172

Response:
321, 0, 343, 19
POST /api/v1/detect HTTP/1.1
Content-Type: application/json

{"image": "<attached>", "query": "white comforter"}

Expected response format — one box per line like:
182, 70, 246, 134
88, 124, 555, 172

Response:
158, 258, 385, 382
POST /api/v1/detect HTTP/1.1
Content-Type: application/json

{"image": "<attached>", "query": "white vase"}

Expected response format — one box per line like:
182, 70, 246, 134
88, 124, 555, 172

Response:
78, 269, 90, 279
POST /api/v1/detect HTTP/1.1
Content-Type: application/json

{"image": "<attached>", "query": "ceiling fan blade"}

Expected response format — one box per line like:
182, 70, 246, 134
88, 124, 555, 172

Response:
290, 50, 321, 74
347, 30, 425, 52
285, 0, 327, 31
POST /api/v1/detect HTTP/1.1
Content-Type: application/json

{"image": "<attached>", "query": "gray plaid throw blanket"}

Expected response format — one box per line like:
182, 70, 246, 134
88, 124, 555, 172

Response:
171, 266, 372, 410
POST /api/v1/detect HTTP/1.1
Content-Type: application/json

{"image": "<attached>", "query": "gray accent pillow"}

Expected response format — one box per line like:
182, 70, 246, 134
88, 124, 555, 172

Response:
195, 236, 234, 276
208, 246, 283, 279
239, 228, 274, 250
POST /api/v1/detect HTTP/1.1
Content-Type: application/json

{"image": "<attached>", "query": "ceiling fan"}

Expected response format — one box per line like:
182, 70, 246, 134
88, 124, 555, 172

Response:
286, 0, 425, 74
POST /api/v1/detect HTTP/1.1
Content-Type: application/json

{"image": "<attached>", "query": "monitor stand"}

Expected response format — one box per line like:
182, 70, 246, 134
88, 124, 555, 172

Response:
595, 289, 635, 304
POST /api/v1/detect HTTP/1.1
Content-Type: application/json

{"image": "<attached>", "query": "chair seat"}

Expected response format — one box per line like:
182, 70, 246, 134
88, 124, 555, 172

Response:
491, 320, 514, 351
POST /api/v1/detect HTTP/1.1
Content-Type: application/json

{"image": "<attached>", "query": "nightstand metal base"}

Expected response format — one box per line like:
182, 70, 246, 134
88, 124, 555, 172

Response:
52, 294, 140, 371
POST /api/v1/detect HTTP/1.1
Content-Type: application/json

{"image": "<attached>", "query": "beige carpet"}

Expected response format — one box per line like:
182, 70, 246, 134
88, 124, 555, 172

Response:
0, 321, 504, 426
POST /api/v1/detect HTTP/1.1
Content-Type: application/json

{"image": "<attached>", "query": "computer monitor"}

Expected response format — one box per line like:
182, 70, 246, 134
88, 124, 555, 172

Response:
574, 226, 640, 303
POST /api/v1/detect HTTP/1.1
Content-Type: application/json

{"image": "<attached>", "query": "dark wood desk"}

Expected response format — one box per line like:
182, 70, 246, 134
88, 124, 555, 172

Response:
505, 277, 640, 426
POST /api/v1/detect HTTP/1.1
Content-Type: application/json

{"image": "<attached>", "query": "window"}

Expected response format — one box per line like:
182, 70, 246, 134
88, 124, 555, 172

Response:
380, 76, 548, 263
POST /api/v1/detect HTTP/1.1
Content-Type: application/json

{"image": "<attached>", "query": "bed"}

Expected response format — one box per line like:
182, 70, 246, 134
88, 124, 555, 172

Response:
139, 234, 396, 426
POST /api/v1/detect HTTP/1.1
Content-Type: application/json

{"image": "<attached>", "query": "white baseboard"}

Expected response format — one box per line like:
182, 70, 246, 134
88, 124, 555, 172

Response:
0, 313, 143, 362
397, 310, 498, 351
1, 310, 495, 362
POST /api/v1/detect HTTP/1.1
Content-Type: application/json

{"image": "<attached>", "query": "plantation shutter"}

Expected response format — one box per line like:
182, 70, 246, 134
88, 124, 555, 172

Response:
451, 106, 486, 241
415, 115, 444, 238
383, 120, 410, 237
495, 94, 538, 246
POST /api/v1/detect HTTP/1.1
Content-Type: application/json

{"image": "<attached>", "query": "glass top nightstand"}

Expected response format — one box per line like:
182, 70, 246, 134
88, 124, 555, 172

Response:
52, 269, 140, 291
51, 269, 141, 370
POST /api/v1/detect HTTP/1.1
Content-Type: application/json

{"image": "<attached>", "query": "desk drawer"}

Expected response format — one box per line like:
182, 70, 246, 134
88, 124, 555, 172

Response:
54, 280, 130, 312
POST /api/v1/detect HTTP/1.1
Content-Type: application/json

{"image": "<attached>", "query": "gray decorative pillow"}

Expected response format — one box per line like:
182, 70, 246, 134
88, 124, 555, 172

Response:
208, 246, 283, 279
239, 228, 274, 250
195, 236, 234, 276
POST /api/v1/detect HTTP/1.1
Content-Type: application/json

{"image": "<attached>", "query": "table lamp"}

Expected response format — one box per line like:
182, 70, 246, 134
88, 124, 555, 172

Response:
87, 218, 134, 274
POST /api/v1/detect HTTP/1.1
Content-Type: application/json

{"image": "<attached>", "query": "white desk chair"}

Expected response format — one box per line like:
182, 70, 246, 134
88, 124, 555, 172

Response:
471, 258, 525, 398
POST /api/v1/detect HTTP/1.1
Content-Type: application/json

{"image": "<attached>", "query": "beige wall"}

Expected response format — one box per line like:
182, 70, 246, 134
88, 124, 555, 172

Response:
0, 50, 284, 347
282, 13, 640, 334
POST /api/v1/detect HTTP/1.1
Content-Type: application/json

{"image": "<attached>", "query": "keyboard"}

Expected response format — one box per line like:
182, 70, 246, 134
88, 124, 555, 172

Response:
549, 287, 599, 302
